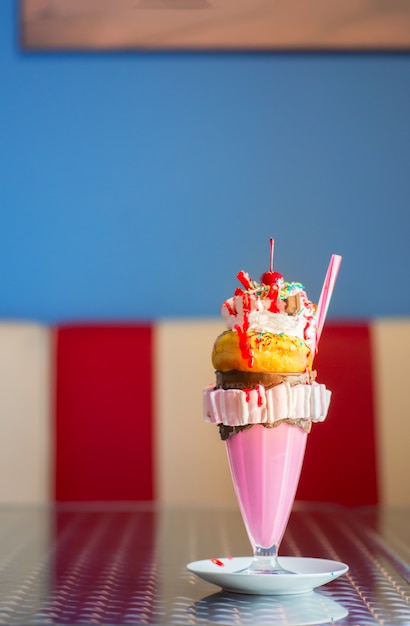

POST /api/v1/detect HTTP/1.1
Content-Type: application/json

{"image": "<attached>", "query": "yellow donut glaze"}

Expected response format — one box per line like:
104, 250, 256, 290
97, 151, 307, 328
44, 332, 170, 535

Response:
212, 330, 313, 373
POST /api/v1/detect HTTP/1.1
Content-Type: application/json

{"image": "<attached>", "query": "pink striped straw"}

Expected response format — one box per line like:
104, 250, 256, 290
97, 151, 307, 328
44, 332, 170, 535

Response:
315, 254, 342, 347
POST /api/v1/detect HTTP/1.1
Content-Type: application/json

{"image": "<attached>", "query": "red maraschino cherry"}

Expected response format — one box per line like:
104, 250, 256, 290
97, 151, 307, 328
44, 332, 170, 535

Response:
260, 237, 284, 285
261, 270, 283, 285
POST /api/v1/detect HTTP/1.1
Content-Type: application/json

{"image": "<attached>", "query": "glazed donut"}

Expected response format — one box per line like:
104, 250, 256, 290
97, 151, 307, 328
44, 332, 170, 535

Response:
212, 329, 313, 374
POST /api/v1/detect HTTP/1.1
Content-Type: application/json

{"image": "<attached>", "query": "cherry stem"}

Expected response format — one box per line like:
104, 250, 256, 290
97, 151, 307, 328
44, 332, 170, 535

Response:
269, 237, 275, 272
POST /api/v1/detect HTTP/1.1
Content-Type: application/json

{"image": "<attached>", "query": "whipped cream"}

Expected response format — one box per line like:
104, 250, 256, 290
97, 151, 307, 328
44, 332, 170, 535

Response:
221, 279, 317, 353
203, 382, 331, 427
223, 298, 306, 339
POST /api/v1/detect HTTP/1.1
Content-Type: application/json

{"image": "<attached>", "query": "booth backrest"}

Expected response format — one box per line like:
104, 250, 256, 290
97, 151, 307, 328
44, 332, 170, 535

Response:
0, 318, 408, 506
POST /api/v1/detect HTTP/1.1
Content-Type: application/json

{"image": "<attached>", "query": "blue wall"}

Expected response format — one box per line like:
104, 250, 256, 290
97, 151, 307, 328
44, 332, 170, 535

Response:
1, 1, 409, 323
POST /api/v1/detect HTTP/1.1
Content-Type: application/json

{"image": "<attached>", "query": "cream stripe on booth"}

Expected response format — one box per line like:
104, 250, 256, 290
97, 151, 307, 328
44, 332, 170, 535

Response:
371, 318, 410, 507
154, 318, 237, 505
0, 323, 51, 503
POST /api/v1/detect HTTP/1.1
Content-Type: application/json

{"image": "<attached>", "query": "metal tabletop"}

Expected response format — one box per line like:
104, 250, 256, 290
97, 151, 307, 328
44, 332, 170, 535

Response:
0, 503, 409, 625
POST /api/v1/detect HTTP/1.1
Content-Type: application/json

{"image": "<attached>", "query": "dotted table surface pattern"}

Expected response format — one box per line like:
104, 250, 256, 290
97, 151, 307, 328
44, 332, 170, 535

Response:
0, 504, 409, 625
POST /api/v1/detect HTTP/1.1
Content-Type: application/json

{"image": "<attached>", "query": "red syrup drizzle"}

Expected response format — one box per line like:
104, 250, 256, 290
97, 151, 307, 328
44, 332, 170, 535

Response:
301, 298, 316, 366
234, 272, 255, 367
303, 321, 311, 340
244, 387, 263, 406
223, 300, 236, 316
267, 283, 280, 313
237, 270, 253, 290
234, 292, 254, 367
302, 298, 316, 342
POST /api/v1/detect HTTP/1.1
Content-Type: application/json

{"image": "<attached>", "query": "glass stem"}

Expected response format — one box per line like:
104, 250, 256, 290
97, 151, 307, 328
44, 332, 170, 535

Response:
234, 544, 295, 575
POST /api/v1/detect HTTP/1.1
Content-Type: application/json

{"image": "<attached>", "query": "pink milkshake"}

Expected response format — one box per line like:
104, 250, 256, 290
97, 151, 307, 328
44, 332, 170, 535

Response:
203, 239, 341, 575
226, 423, 307, 554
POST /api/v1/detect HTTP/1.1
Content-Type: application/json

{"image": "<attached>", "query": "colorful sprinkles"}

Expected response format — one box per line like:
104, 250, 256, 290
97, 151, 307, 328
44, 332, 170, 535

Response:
238, 280, 306, 302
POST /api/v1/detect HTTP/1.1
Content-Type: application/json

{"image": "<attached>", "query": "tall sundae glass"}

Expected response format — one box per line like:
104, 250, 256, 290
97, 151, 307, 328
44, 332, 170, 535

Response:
226, 422, 307, 574
203, 239, 341, 574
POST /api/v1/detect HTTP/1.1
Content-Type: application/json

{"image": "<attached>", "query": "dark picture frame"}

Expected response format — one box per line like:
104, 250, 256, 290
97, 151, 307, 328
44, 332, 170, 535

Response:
20, 0, 410, 51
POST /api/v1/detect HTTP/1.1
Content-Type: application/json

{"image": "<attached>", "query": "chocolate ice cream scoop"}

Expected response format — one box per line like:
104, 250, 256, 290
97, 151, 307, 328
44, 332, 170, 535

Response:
215, 369, 316, 390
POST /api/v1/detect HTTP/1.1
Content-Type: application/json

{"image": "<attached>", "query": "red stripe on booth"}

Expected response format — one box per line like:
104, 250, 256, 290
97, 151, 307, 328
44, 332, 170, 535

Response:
297, 322, 378, 507
55, 325, 154, 502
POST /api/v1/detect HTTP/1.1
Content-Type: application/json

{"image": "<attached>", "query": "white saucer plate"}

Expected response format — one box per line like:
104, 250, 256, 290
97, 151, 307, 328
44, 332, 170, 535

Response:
187, 556, 349, 595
